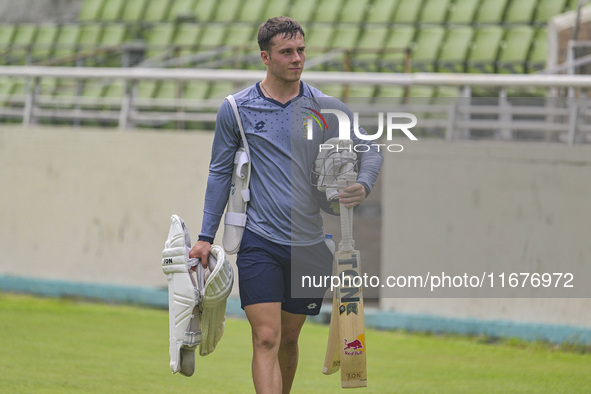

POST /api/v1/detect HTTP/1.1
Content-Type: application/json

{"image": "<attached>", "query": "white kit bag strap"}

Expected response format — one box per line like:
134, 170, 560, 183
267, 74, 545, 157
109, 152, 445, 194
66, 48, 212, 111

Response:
222, 95, 251, 254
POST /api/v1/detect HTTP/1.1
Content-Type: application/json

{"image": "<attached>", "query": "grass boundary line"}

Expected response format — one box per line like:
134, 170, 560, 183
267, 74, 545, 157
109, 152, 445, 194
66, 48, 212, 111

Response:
2, 274, 590, 345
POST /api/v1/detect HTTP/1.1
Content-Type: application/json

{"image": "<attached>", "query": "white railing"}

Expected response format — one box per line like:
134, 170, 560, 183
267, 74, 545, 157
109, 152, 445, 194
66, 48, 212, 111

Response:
0, 66, 589, 144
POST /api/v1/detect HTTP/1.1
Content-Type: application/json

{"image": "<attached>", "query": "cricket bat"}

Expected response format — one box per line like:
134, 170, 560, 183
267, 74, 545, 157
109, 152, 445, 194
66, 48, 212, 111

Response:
323, 173, 367, 388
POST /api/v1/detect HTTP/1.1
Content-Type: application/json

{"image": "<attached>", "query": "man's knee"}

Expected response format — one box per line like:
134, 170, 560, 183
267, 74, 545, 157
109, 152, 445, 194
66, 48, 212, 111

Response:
253, 325, 281, 351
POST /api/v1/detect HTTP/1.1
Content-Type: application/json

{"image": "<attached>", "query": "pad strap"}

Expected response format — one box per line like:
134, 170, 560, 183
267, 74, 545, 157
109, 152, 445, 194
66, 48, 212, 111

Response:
224, 212, 247, 227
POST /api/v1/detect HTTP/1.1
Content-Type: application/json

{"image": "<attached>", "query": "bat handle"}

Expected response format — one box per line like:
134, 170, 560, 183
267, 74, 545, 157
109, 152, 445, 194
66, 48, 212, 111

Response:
337, 173, 356, 251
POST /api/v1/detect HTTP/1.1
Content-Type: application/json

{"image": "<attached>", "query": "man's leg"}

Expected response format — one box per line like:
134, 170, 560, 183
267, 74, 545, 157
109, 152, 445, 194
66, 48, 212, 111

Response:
244, 302, 283, 394
279, 310, 307, 394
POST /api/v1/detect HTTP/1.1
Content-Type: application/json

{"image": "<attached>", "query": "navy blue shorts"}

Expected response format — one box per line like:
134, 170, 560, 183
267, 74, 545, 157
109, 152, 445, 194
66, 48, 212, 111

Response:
236, 228, 333, 315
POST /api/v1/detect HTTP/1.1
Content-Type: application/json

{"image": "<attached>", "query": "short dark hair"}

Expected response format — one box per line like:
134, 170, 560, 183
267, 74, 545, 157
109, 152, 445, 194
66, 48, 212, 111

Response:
257, 16, 305, 52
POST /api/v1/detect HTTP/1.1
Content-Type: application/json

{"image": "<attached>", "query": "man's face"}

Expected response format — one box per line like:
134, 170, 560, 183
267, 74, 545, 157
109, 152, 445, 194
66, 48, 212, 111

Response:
261, 32, 306, 83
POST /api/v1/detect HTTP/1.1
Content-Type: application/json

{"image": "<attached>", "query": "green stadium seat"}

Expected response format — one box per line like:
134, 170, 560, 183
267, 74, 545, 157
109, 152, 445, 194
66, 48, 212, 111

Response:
375, 85, 405, 103
0, 24, 16, 49
347, 84, 376, 100
211, 0, 241, 22
313, 0, 345, 23
527, 28, 548, 72
393, 0, 425, 24
410, 26, 445, 72
223, 24, 255, 48
366, 0, 400, 23
222, 25, 256, 68
326, 24, 361, 71
166, 0, 197, 22
156, 80, 182, 99
10, 24, 38, 64
339, 0, 370, 24
567, 0, 581, 11
99, 0, 125, 21
504, 0, 537, 25
260, 0, 290, 22
0, 77, 12, 102
172, 23, 201, 57
78, 24, 103, 52
497, 26, 535, 73
98, 24, 128, 66
120, 0, 149, 22
331, 24, 361, 50
351, 25, 389, 71
208, 81, 236, 99
145, 23, 177, 59
31, 24, 60, 63
446, 0, 479, 25
409, 85, 435, 99
437, 26, 474, 73
287, 0, 317, 24
102, 80, 125, 99
143, 0, 173, 22
418, 0, 452, 25
136, 80, 158, 99
318, 83, 344, 99
235, 0, 266, 22
184, 81, 210, 100
99, 24, 127, 47
474, 0, 509, 25
466, 26, 504, 73
533, 0, 569, 25
435, 86, 461, 98
78, 0, 105, 22
197, 24, 228, 51
380, 26, 415, 72
306, 24, 335, 53
53, 25, 81, 60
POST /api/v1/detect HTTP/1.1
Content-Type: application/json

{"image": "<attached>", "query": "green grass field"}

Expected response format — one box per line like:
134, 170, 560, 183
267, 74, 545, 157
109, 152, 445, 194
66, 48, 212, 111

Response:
0, 293, 589, 393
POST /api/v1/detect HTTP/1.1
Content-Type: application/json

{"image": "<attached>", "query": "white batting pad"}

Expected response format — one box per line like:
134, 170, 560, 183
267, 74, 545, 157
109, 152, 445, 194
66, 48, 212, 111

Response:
223, 147, 250, 254
162, 215, 199, 375
198, 245, 234, 356
162, 216, 234, 376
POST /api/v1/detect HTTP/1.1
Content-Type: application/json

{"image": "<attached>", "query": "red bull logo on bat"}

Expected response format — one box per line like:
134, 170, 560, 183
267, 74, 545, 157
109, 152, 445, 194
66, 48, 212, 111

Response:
343, 334, 365, 356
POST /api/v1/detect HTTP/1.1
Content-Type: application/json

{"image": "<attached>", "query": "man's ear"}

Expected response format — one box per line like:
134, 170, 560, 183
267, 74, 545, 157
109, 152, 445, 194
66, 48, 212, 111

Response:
261, 50, 270, 66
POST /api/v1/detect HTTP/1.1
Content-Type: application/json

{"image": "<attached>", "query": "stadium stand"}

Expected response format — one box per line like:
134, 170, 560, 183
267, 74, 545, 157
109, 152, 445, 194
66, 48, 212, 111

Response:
0, 0, 585, 114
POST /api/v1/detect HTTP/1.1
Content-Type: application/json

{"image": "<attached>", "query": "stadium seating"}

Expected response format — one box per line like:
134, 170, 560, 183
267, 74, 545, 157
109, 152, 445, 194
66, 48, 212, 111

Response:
365, 0, 399, 24
466, 26, 504, 73
533, 0, 569, 25
418, 0, 452, 25
504, 0, 538, 25
474, 0, 509, 25
437, 26, 474, 72
0, 0, 582, 106
497, 26, 536, 73
380, 26, 415, 72
393, 0, 424, 24
446, 0, 479, 25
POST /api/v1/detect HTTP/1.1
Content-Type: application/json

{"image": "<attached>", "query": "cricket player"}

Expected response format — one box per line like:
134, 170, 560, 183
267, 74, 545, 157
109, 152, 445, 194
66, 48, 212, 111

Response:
189, 17, 383, 393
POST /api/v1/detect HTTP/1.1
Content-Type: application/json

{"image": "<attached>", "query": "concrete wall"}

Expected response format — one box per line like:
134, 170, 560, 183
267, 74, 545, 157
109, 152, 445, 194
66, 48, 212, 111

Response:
0, 125, 217, 290
380, 140, 591, 327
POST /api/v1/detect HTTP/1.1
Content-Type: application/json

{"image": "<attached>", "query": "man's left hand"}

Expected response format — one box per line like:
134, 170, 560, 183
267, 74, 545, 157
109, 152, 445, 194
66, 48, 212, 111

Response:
338, 183, 366, 208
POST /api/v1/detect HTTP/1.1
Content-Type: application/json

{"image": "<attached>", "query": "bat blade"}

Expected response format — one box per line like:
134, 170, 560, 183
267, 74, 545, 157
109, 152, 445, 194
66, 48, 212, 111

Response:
335, 249, 367, 388
322, 288, 341, 375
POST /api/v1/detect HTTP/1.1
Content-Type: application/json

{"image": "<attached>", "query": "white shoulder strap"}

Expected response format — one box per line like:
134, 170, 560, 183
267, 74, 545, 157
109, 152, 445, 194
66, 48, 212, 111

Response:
226, 95, 249, 157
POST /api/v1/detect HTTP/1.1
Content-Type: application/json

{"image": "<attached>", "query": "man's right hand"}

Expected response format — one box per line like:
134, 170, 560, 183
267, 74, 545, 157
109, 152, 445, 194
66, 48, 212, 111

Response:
190, 240, 211, 269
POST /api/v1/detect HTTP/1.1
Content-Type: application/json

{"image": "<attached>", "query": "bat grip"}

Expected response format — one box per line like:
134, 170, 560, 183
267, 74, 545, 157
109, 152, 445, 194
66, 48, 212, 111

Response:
337, 173, 356, 251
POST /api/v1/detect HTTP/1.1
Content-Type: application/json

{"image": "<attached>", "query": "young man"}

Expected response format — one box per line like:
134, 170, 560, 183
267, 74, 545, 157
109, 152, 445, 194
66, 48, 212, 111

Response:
190, 17, 383, 393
